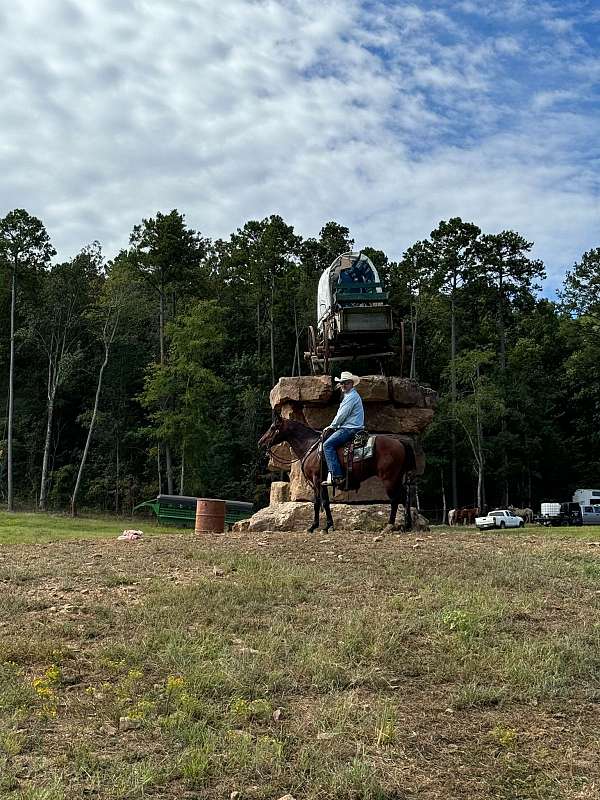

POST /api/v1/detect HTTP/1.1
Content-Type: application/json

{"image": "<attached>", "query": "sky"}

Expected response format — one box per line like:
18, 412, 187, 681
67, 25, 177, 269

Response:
1, 0, 599, 294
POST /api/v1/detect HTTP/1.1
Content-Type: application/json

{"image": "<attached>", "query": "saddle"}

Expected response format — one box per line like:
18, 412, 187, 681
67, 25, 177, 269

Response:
315, 428, 375, 491
342, 429, 375, 464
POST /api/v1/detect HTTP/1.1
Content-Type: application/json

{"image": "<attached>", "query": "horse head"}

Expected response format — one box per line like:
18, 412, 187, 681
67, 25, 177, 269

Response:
258, 410, 286, 449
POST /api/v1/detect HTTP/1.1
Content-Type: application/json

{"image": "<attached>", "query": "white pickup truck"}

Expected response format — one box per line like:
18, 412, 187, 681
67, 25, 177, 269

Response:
475, 509, 524, 530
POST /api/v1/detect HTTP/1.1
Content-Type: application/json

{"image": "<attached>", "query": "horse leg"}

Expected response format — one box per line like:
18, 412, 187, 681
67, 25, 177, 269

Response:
308, 487, 321, 533
321, 484, 334, 531
404, 478, 413, 532
385, 479, 404, 527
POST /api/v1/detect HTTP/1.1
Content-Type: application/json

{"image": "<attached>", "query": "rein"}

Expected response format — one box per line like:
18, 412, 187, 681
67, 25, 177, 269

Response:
267, 446, 301, 468
266, 435, 322, 483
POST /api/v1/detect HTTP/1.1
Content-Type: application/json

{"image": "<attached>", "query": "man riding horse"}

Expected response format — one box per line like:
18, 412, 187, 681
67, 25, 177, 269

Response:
258, 373, 416, 532
322, 371, 364, 488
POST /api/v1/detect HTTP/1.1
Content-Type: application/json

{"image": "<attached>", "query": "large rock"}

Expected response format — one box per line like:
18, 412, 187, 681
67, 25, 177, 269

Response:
270, 481, 290, 505
232, 502, 429, 532
391, 378, 428, 407
364, 405, 434, 434
289, 462, 389, 503
356, 376, 390, 403
300, 403, 433, 434
270, 376, 332, 409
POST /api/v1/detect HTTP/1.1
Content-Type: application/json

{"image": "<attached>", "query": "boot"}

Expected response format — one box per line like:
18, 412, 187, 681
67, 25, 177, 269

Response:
322, 472, 335, 486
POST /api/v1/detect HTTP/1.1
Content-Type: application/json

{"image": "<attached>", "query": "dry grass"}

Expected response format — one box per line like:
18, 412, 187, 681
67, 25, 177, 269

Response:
1, 522, 600, 799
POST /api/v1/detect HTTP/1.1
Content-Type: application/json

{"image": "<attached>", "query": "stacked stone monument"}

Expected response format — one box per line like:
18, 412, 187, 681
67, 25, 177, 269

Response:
268, 375, 437, 504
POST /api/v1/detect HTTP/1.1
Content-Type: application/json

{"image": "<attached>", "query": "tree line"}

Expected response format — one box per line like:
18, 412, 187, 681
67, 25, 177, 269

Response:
0, 208, 597, 516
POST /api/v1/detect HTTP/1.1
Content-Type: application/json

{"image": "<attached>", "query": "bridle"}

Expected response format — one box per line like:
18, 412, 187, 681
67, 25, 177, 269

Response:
266, 445, 301, 468
265, 428, 322, 485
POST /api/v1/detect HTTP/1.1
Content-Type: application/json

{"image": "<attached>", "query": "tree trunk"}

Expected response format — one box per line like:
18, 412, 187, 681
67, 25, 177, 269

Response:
70, 312, 118, 516
410, 310, 418, 380
159, 289, 165, 366
39, 385, 56, 511
256, 299, 261, 361
115, 437, 120, 515
450, 280, 458, 508
7, 269, 16, 511
158, 287, 174, 494
497, 268, 509, 507
475, 394, 485, 512
441, 468, 447, 525
179, 445, 185, 495
270, 276, 276, 387
157, 445, 162, 495
165, 446, 174, 495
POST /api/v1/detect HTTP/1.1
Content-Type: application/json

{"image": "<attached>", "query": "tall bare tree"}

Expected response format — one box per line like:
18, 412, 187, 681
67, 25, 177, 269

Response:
0, 210, 54, 511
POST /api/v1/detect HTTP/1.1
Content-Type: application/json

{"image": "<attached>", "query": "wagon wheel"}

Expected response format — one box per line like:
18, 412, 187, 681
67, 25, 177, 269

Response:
307, 325, 320, 375
322, 321, 331, 375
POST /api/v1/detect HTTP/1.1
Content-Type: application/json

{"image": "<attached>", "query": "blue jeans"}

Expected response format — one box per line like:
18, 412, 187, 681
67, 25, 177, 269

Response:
323, 428, 355, 477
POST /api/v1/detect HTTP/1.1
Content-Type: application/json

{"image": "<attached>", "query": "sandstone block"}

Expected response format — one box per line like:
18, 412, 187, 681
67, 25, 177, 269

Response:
279, 403, 306, 421
270, 376, 332, 409
302, 402, 434, 435
390, 378, 424, 407
289, 462, 389, 503
302, 406, 332, 430
239, 501, 429, 532
365, 405, 434, 434
270, 481, 290, 505
356, 376, 390, 402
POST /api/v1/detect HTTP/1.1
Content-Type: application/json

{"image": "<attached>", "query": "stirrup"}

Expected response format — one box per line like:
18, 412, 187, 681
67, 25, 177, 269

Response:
323, 472, 335, 486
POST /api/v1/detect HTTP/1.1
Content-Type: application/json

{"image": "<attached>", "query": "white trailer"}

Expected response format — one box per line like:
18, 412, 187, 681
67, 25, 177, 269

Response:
573, 489, 600, 506
573, 489, 600, 525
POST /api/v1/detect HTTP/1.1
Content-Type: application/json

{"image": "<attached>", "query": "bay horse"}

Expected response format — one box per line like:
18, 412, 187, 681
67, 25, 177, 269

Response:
258, 413, 416, 532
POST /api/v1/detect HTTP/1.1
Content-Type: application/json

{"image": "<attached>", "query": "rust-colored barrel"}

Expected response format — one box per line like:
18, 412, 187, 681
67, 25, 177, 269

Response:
195, 498, 226, 533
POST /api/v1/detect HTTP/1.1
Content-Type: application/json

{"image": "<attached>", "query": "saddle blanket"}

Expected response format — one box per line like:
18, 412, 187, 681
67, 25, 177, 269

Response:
343, 432, 376, 462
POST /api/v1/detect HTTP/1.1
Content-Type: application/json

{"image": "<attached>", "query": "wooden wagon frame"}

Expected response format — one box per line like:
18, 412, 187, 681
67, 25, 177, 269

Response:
305, 251, 395, 374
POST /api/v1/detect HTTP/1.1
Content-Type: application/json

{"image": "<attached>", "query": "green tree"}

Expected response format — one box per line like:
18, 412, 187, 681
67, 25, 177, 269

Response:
140, 301, 225, 494
0, 209, 55, 510
474, 231, 545, 504
452, 349, 504, 511
429, 218, 481, 507
129, 210, 208, 493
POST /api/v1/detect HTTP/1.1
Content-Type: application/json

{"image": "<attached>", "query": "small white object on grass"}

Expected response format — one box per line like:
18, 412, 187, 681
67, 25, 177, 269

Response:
117, 529, 143, 541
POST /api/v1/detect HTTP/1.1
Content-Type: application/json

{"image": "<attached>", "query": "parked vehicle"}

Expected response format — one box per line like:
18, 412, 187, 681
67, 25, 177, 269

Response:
535, 502, 583, 527
573, 488, 600, 506
535, 489, 600, 526
475, 509, 524, 530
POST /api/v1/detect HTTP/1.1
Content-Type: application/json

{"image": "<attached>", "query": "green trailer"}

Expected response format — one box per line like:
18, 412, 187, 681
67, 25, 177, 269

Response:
133, 494, 253, 529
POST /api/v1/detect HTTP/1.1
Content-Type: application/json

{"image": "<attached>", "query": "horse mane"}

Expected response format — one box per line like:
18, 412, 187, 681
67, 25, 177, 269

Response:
281, 417, 320, 437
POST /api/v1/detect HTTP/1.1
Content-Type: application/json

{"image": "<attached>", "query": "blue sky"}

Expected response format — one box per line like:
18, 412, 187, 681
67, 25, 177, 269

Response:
1, 0, 599, 293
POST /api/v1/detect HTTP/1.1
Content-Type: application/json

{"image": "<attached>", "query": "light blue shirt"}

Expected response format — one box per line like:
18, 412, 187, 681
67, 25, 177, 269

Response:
330, 387, 364, 430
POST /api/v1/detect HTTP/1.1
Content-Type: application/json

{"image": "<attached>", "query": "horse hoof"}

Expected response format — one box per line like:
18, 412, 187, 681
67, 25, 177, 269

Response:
308, 526, 316, 533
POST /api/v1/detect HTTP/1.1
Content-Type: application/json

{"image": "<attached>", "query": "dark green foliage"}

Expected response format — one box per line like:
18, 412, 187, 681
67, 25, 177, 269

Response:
0, 207, 598, 515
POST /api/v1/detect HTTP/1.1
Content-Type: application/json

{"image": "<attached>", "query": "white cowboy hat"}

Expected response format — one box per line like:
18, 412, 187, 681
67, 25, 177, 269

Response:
334, 370, 360, 386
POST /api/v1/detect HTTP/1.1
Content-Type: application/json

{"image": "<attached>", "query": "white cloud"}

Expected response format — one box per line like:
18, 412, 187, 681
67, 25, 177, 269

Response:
0, 0, 598, 296
542, 17, 575, 34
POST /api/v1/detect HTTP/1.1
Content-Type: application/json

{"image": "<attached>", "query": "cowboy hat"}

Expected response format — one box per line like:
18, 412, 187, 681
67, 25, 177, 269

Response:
334, 370, 360, 386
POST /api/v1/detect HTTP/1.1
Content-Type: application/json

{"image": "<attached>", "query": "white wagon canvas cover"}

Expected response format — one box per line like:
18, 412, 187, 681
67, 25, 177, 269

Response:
317, 251, 384, 331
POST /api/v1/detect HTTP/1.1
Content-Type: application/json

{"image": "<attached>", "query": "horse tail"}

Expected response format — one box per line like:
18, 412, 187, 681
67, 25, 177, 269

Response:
403, 439, 417, 473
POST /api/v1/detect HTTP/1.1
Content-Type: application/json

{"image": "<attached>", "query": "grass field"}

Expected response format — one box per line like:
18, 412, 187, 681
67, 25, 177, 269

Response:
0, 511, 179, 546
1, 513, 600, 799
